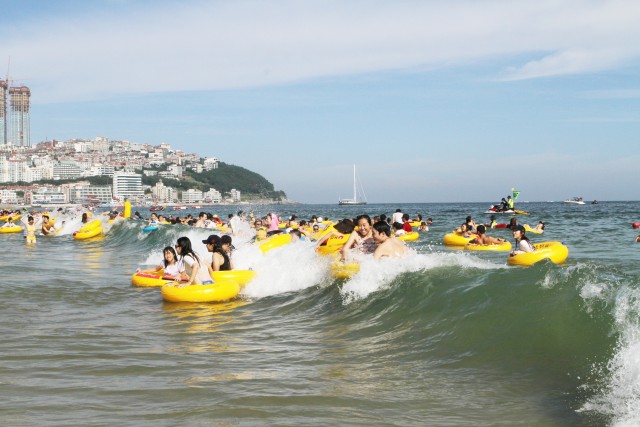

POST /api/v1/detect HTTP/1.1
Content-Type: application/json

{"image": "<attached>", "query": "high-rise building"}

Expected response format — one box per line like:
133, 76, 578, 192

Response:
9, 86, 30, 147
112, 172, 143, 201
0, 80, 7, 145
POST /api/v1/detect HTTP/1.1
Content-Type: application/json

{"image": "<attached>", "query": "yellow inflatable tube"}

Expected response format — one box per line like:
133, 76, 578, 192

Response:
464, 240, 512, 251
259, 233, 292, 253
524, 225, 543, 234
398, 231, 419, 242
443, 232, 475, 246
161, 281, 240, 302
212, 270, 256, 287
0, 225, 23, 233
317, 233, 351, 255
507, 241, 569, 266
131, 269, 184, 287
330, 261, 360, 279
74, 220, 103, 240
0, 214, 20, 222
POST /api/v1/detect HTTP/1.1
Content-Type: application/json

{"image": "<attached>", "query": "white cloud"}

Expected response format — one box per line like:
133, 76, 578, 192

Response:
2, 0, 640, 102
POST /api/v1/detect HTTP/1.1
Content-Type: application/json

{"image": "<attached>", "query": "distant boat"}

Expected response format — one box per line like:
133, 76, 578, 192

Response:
150, 205, 165, 212
338, 164, 367, 205
564, 197, 585, 205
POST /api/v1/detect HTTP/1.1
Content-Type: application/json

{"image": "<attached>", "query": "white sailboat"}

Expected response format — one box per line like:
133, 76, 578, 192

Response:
338, 164, 367, 205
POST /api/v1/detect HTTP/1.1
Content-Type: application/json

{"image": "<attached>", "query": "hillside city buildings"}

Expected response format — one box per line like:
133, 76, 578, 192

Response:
0, 136, 241, 206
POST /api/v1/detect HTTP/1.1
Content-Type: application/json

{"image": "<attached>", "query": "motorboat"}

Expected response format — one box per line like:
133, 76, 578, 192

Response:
564, 197, 585, 205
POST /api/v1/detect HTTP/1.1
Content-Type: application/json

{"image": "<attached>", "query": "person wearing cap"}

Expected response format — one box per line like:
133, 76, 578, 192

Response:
204, 234, 233, 272
510, 225, 534, 256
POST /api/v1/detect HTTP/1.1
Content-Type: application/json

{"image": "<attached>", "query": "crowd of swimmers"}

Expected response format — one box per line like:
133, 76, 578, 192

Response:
128, 207, 428, 285
451, 214, 547, 256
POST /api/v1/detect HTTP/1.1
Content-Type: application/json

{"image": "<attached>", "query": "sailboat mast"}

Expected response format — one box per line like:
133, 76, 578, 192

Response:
353, 164, 357, 203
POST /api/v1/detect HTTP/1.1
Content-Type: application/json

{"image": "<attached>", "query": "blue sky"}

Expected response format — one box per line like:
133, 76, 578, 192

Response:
1, 0, 639, 203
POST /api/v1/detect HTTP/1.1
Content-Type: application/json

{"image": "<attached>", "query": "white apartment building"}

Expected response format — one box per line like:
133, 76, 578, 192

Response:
31, 189, 67, 205
0, 189, 18, 203
86, 165, 115, 177
228, 188, 241, 203
113, 172, 143, 201
152, 181, 177, 204
203, 157, 219, 171
53, 161, 83, 180
203, 188, 222, 203
181, 189, 203, 204
168, 164, 182, 177
74, 185, 113, 204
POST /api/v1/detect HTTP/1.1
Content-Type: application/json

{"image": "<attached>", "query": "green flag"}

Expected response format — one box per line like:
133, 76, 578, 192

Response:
512, 189, 520, 200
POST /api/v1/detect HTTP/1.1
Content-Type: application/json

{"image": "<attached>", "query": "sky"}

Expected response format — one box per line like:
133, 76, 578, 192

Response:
1, 0, 639, 203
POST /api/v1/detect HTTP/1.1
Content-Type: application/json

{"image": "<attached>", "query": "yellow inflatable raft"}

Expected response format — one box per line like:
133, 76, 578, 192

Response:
316, 232, 351, 255
443, 232, 475, 246
161, 280, 240, 303
330, 261, 361, 279
507, 241, 569, 266
74, 219, 103, 240
212, 270, 256, 287
0, 214, 20, 222
464, 240, 512, 251
0, 225, 23, 233
397, 231, 419, 242
131, 270, 184, 287
524, 225, 543, 234
259, 233, 292, 253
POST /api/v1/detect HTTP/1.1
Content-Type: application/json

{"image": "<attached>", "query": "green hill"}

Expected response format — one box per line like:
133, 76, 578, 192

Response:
143, 162, 287, 201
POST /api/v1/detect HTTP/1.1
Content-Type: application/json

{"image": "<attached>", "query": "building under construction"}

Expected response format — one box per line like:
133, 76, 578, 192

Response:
0, 80, 31, 147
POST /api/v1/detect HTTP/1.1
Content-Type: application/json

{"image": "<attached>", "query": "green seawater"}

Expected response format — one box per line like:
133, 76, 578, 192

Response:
1, 201, 639, 426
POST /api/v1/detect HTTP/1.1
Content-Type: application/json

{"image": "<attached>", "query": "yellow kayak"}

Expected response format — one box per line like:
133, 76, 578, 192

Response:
161, 280, 240, 302
507, 241, 569, 266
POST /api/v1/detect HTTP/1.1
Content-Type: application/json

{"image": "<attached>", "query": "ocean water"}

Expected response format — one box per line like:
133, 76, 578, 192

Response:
1, 201, 639, 426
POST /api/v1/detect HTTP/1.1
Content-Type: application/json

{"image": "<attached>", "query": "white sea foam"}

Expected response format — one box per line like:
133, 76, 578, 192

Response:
241, 240, 330, 298
339, 251, 500, 304
579, 283, 640, 426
